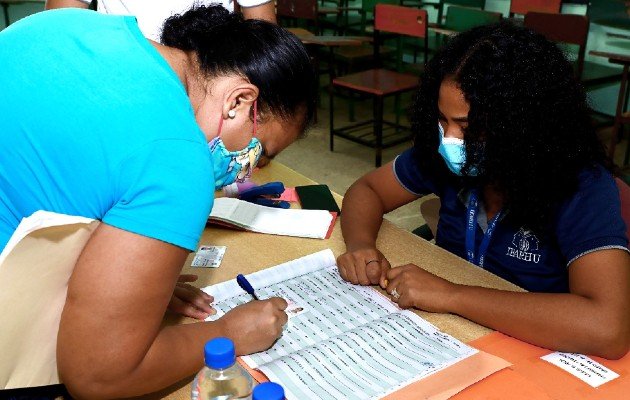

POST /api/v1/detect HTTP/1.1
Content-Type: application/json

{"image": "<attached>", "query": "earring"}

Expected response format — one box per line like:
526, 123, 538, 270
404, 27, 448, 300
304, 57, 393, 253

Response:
228, 109, 236, 119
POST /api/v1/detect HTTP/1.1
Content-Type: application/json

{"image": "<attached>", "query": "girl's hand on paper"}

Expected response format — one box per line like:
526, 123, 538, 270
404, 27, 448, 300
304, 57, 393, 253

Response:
337, 246, 391, 287
221, 297, 288, 355
385, 265, 457, 313
167, 274, 216, 320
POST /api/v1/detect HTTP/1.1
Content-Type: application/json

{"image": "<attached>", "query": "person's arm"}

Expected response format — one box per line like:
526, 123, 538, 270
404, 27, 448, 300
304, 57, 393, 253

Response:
57, 223, 287, 399
385, 248, 630, 359
45, 0, 89, 10
239, 0, 276, 23
337, 161, 419, 286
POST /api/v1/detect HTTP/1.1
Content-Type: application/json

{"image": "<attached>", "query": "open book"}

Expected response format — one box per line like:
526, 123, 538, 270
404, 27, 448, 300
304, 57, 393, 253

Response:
203, 250, 483, 400
209, 198, 334, 239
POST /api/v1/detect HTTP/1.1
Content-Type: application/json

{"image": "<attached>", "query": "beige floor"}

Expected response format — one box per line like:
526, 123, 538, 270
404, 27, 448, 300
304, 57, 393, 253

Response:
276, 90, 630, 234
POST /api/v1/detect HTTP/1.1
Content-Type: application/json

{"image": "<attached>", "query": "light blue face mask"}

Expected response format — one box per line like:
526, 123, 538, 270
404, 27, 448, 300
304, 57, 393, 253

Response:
208, 136, 263, 189
437, 122, 476, 176
209, 101, 263, 188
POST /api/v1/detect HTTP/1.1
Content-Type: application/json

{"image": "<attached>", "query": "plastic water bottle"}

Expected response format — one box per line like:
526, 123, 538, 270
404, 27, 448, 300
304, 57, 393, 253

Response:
252, 382, 284, 400
191, 337, 255, 400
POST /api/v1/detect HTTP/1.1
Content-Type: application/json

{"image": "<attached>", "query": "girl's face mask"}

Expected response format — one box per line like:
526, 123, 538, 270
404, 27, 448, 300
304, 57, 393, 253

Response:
208, 101, 263, 189
437, 122, 465, 176
437, 122, 477, 176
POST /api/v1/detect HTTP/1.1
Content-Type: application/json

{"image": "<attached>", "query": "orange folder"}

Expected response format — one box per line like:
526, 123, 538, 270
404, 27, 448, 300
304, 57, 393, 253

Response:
240, 345, 510, 400
453, 332, 630, 400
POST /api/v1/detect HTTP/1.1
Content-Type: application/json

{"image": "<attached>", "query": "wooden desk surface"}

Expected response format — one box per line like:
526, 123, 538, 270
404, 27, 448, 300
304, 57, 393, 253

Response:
286, 27, 371, 47
590, 50, 630, 65
150, 161, 522, 400
429, 26, 458, 36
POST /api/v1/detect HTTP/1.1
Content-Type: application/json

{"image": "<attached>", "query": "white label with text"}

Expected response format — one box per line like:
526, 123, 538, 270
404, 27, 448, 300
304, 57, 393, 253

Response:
191, 246, 226, 268
541, 352, 619, 387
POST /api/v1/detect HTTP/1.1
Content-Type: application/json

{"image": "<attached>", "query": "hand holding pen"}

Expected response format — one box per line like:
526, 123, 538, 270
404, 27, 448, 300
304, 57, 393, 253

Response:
217, 274, 288, 355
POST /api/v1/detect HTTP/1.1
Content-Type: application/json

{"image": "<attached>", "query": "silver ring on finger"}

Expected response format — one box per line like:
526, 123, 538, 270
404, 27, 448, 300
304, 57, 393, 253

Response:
391, 288, 401, 300
365, 259, 380, 266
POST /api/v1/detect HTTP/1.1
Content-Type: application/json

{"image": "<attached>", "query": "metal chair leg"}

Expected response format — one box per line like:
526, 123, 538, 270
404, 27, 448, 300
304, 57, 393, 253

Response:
374, 95, 384, 167
394, 94, 401, 134
329, 82, 335, 152
349, 91, 356, 122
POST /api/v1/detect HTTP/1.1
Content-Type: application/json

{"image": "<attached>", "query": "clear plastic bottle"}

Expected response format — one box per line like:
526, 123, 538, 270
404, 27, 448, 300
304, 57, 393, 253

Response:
191, 337, 255, 400
252, 382, 284, 400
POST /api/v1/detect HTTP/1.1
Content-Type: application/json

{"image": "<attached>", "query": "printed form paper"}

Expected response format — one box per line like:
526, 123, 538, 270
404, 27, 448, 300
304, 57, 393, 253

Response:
203, 250, 478, 400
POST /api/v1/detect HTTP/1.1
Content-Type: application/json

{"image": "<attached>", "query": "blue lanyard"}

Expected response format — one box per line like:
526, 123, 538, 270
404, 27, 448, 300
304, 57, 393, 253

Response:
465, 190, 502, 268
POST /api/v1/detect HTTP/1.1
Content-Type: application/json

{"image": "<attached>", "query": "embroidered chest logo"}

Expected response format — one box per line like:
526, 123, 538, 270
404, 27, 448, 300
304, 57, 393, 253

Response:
506, 228, 541, 263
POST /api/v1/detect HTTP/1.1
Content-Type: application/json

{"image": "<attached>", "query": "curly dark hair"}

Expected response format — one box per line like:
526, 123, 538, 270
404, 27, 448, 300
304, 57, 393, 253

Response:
409, 22, 610, 234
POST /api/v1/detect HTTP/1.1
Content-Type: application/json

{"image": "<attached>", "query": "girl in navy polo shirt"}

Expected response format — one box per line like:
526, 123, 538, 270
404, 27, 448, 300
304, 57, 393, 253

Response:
337, 23, 630, 359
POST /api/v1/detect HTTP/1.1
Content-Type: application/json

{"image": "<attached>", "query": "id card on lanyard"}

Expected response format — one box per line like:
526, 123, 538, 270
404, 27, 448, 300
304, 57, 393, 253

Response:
465, 190, 502, 268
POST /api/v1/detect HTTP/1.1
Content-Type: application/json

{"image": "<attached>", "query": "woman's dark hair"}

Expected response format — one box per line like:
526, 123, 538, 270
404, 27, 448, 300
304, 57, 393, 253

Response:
161, 5, 316, 132
409, 22, 609, 234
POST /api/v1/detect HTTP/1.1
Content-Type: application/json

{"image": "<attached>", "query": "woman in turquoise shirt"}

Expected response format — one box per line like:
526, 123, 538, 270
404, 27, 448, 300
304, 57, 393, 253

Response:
0, 5, 315, 397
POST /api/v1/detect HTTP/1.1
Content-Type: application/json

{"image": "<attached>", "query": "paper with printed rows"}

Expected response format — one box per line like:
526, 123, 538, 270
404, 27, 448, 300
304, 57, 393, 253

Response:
204, 249, 477, 400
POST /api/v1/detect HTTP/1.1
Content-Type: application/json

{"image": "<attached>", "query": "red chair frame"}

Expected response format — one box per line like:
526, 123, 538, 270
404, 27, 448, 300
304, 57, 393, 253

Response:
509, 0, 562, 17
330, 4, 428, 166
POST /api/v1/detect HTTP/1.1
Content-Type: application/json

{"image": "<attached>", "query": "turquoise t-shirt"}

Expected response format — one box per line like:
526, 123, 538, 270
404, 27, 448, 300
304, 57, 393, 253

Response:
0, 9, 214, 251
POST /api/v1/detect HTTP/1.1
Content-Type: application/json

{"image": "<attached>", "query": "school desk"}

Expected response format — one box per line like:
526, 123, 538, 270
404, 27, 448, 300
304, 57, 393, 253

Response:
142, 160, 525, 400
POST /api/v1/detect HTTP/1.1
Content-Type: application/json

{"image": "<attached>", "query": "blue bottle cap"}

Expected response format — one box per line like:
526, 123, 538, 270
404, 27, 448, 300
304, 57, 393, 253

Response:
204, 337, 236, 369
253, 382, 284, 400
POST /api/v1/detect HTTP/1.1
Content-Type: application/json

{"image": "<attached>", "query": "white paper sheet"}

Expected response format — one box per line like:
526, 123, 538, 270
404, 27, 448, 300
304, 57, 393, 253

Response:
203, 249, 478, 400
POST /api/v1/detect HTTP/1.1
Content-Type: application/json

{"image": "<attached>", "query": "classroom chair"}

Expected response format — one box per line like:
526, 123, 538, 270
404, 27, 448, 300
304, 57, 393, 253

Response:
424, 5, 501, 55
524, 12, 622, 86
332, 0, 405, 127
340, 0, 400, 35
276, 0, 341, 35
426, 0, 487, 27
440, 5, 501, 33
508, 0, 562, 18
330, 4, 427, 167
586, 0, 630, 30
333, 0, 408, 78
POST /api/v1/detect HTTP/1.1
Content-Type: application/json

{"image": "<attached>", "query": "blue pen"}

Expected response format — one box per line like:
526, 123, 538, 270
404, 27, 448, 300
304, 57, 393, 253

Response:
236, 274, 259, 300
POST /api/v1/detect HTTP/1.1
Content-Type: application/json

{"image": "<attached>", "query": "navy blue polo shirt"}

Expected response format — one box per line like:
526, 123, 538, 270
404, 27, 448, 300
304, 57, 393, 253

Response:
393, 148, 629, 293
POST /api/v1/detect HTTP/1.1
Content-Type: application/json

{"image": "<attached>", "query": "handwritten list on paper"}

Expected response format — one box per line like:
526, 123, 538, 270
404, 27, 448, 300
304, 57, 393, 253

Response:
541, 352, 620, 388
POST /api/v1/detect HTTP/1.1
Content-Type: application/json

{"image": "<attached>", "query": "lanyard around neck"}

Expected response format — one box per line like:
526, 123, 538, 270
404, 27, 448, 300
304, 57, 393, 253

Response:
465, 190, 502, 268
